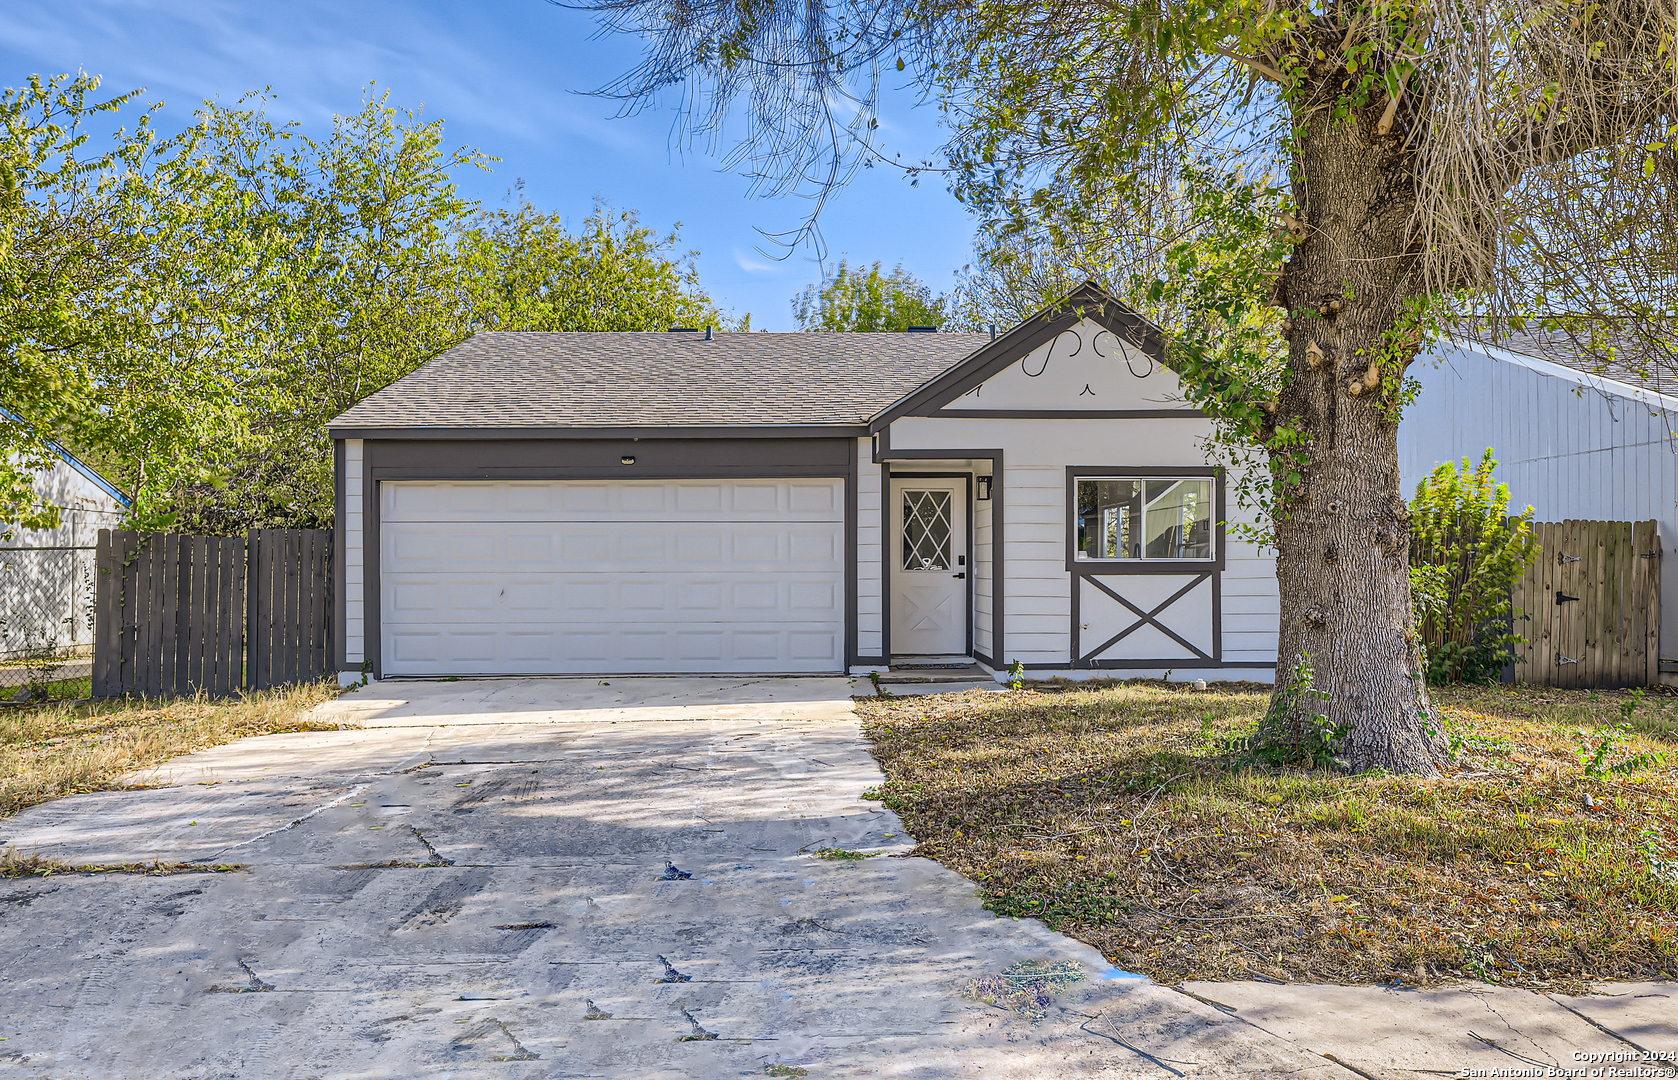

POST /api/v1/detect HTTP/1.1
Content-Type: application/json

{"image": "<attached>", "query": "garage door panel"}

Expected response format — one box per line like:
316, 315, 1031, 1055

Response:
382, 623, 840, 675
787, 482, 839, 513
382, 480, 843, 522
379, 478, 845, 675
383, 521, 843, 574
383, 573, 839, 623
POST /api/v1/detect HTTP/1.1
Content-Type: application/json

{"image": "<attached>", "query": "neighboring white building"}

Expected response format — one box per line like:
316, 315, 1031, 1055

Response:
326, 283, 1279, 683
1399, 337, 1677, 678
0, 441, 131, 655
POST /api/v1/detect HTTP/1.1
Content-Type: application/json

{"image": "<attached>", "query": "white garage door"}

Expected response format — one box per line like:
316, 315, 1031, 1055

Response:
379, 479, 846, 676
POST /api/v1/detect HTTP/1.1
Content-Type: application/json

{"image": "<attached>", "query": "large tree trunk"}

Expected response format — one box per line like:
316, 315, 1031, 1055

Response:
1269, 92, 1451, 776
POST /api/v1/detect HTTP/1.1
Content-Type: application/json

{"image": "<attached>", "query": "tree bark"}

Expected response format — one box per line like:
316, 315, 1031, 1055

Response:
1269, 79, 1451, 776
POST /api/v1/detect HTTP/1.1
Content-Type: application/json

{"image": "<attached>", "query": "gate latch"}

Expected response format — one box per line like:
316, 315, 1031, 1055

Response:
1556, 592, 1580, 605
1556, 652, 1580, 666
1558, 552, 1580, 564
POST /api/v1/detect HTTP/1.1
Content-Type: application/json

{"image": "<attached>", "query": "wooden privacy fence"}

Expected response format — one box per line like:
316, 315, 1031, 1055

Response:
93, 529, 333, 698
1511, 520, 1661, 688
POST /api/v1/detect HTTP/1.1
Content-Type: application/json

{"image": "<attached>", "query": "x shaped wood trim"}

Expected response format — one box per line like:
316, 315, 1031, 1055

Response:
1079, 573, 1213, 662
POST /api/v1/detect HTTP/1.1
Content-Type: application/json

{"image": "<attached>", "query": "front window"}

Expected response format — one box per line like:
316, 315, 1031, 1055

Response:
1076, 477, 1213, 561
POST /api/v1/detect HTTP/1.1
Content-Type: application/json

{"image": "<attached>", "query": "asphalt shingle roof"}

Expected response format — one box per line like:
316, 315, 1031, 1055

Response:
328, 331, 992, 431
1496, 329, 1678, 399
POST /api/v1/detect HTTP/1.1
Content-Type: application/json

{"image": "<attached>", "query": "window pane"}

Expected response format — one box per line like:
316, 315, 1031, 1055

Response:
1076, 480, 1142, 560
902, 489, 952, 570
1142, 479, 1213, 559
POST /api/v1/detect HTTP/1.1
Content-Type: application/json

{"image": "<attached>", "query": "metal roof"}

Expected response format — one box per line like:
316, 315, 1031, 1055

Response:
327, 331, 992, 433
0, 406, 130, 507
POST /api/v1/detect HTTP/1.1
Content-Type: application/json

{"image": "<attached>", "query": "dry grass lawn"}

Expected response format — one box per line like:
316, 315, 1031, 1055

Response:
857, 681, 1678, 990
0, 680, 347, 819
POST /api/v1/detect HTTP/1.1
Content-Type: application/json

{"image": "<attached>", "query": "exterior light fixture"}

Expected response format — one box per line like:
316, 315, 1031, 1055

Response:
621, 455, 636, 465
977, 476, 992, 501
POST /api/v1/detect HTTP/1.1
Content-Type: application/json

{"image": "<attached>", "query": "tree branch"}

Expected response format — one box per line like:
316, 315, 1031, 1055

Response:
1211, 47, 1290, 86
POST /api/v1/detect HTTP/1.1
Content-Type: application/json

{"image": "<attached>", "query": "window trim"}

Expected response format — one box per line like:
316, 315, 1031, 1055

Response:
1064, 466, 1225, 574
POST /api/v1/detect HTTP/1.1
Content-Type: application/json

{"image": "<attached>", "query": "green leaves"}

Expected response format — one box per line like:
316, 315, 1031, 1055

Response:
792, 260, 944, 331
3, 80, 740, 536
1409, 450, 1541, 684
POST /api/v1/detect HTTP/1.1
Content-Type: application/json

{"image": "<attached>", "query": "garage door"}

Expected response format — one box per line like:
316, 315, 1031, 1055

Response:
379, 479, 845, 675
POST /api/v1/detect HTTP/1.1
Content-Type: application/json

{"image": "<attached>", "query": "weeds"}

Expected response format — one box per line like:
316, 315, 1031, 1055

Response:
1230, 657, 1348, 768
1, 849, 244, 877
1578, 690, 1670, 778
811, 847, 876, 861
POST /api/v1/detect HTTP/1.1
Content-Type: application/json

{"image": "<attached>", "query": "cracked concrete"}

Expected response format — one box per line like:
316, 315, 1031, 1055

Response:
0, 676, 1671, 1078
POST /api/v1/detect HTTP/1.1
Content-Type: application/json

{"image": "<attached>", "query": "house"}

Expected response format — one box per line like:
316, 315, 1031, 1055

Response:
326, 284, 1281, 682
1399, 334, 1677, 682
0, 438, 130, 660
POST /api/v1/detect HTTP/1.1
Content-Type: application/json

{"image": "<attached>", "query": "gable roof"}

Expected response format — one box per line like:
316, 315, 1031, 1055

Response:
0, 406, 130, 508
866, 281, 1176, 429
327, 331, 992, 435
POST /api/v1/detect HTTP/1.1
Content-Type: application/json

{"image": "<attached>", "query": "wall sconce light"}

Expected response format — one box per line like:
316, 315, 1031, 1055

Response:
621, 455, 636, 465
977, 475, 992, 501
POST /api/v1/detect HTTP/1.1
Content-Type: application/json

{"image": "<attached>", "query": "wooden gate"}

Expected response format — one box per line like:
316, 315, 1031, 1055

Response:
1511, 520, 1661, 688
93, 528, 333, 698
246, 529, 333, 692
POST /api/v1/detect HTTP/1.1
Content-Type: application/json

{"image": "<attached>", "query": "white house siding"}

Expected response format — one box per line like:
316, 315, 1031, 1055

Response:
1400, 343, 1678, 660
1222, 534, 1282, 666
884, 415, 1277, 676
343, 438, 366, 666
855, 437, 885, 664
0, 458, 127, 654
974, 479, 995, 659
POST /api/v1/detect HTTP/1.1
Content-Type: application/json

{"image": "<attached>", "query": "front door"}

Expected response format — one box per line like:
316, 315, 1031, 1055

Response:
889, 477, 968, 656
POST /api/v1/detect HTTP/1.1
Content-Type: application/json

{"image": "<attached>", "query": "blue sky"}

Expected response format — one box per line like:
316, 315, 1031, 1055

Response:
0, 0, 979, 329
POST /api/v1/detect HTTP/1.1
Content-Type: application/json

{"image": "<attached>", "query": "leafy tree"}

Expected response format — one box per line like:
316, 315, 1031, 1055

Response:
17, 87, 738, 534
575, 0, 1678, 774
464, 198, 739, 333
793, 260, 944, 331
1408, 450, 1540, 685
0, 74, 163, 530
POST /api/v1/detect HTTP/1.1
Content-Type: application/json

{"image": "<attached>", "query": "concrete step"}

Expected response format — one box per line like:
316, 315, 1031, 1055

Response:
878, 664, 992, 684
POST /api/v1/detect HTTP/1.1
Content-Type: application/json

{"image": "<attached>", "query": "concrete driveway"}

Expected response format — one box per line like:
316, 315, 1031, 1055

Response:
0, 677, 1672, 1078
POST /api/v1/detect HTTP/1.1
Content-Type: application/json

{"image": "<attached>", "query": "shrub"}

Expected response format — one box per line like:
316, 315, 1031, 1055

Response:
1408, 449, 1540, 684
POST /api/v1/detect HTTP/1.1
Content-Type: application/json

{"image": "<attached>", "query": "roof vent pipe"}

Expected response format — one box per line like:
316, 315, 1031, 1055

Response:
988, 324, 996, 341
705, 325, 713, 340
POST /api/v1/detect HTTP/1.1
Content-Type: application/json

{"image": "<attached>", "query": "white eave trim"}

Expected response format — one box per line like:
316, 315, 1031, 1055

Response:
1452, 338, 1678, 416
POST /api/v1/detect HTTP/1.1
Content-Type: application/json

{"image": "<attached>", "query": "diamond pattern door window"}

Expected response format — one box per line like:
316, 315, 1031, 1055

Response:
902, 490, 952, 571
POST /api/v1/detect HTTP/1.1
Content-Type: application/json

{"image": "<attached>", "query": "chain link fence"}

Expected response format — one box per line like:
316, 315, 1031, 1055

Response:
0, 545, 97, 694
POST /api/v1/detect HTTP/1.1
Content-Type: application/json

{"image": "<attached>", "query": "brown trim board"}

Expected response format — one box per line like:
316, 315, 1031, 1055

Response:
358, 436, 857, 680
868, 282, 1174, 430
1063, 465, 1227, 574
1065, 465, 1226, 669
328, 424, 871, 440
887, 472, 975, 659
873, 424, 1006, 666
333, 439, 347, 671
934, 409, 1205, 419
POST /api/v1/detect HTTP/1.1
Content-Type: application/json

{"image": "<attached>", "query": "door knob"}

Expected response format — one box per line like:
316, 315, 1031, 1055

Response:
952, 572, 966, 579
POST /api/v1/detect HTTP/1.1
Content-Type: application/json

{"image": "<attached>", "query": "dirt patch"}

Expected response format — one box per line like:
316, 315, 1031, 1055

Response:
858, 680, 1678, 990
